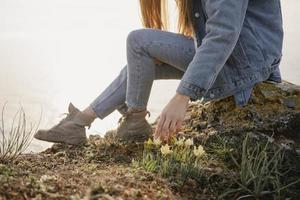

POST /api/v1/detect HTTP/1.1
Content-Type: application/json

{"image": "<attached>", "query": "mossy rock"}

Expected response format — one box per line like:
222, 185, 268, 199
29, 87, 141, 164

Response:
180, 81, 300, 151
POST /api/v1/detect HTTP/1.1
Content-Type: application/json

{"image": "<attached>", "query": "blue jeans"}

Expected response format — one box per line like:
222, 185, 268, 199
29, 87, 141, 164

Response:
90, 28, 196, 119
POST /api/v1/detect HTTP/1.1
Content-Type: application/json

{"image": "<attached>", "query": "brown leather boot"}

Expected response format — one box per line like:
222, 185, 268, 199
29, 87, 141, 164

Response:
34, 103, 94, 145
105, 109, 153, 143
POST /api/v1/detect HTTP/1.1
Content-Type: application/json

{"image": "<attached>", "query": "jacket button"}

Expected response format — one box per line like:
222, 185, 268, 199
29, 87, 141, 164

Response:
210, 93, 215, 98
194, 12, 200, 18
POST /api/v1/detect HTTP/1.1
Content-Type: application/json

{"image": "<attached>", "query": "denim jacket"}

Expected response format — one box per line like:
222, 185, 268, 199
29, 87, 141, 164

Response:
176, 0, 284, 106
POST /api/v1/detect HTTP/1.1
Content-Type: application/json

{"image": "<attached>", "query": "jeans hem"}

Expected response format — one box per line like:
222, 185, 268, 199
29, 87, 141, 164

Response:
89, 103, 106, 120
125, 101, 147, 111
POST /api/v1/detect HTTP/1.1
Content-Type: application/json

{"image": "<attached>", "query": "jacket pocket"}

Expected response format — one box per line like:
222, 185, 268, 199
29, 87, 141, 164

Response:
230, 38, 250, 69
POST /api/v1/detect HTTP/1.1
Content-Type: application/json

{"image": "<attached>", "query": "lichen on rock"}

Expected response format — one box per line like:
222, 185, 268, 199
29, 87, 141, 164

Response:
177, 81, 300, 152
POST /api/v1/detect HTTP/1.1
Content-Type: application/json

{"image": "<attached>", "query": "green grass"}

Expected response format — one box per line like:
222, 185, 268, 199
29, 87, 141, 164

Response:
221, 133, 300, 199
133, 133, 300, 199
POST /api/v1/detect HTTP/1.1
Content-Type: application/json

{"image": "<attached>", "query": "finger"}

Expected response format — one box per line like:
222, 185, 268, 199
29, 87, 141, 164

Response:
157, 116, 166, 135
160, 131, 168, 143
154, 127, 160, 140
162, 118, 171, 136
161, 126, 169, 142
166, 131, 173, 143
154, 115, 160, 138
169, 120, 177, 133
176, 120, 183, 132
155, 115, 165, 139
165, 120, 177, 142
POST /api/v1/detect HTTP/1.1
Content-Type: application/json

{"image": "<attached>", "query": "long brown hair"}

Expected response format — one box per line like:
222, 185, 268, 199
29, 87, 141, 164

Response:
139, 0, 194, 37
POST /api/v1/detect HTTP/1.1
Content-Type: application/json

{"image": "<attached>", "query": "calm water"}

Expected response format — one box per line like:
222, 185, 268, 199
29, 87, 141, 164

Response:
0, 0, 299, 152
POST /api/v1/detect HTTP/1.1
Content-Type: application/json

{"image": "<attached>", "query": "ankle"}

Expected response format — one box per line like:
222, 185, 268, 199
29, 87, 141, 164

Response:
72, 113, 94, 128
127, 107, 147, 113
73, 107, 96, 127
82, 107, 97, 120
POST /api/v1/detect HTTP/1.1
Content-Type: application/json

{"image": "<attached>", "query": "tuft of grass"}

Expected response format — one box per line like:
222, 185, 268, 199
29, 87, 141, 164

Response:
205, 134, 237, 167
0, 163, 12, 177
0, 103, 41, 164
221, 133, 300, 199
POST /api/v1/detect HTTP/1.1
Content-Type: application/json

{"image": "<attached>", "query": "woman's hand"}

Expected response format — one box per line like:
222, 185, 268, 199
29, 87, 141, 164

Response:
154, 93, 190, 142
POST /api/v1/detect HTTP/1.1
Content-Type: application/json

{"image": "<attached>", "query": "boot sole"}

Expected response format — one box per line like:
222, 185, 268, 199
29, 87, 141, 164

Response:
34, 134, 87, 146
115, 132, 151, 143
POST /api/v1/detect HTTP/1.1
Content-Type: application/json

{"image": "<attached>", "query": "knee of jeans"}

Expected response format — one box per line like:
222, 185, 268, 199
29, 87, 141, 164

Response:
119, 66, 127, 78
126, 29, 148, 52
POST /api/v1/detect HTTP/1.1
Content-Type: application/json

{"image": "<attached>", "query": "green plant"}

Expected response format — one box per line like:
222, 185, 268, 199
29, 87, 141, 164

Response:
221, 133, 300, 199
133, 138, 206, 184
205, 135, 236, 166
0, 103, 41, 163
0, 164, 12, 177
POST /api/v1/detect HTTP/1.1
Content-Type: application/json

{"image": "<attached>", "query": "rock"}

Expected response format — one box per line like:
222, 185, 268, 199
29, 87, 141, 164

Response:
180, 81, 300, 151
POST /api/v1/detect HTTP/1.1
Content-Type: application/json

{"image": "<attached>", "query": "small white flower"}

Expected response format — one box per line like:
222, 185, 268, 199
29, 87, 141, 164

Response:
175, 137, 185, 146
193, 145, 205, 158
153, 138, 162, 146
146, 138, 154, 145
160, 144, 173, 155
184, 138, 194, 147
40, 175, 56, 182
267, 137, 275, 143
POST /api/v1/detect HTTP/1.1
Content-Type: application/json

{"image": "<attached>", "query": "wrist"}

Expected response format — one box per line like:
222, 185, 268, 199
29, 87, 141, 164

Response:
175, 92, 190, 102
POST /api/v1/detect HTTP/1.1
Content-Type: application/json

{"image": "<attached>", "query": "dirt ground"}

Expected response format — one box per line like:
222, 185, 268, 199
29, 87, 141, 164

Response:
1, 82, 300, 200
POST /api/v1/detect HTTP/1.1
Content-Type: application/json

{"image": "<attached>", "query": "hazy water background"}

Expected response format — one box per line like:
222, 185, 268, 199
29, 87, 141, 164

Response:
0, 0, 299, 152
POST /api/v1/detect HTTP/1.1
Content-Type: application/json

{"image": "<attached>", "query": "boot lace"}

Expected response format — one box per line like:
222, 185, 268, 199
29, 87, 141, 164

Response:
56, 112, 92, 129
57, 112, 72, 125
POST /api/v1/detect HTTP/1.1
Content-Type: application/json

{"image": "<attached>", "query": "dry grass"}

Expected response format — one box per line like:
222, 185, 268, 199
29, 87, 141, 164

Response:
0, 103, 41, 164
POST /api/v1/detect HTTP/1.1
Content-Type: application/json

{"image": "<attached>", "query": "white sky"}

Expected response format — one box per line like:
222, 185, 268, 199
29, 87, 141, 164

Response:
0, 0, 179, 151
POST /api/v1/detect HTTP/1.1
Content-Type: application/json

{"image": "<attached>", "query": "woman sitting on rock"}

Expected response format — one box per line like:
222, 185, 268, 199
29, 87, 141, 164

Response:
34, 0, 283, 144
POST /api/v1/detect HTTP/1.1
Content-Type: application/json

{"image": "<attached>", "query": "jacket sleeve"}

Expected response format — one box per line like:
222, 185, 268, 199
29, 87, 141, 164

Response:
176, 0, 249, 100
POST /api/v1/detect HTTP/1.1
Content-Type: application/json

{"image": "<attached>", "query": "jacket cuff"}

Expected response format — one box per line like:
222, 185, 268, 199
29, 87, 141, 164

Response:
176, 80, 206, 100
